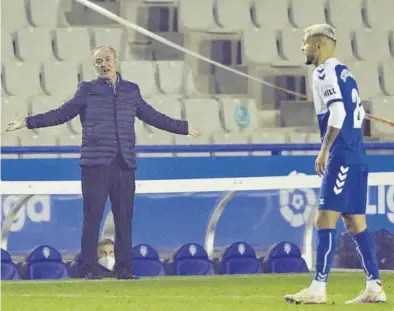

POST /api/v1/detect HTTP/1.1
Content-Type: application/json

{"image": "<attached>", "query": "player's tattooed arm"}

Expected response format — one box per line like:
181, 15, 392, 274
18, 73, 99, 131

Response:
321, 126, 340, 152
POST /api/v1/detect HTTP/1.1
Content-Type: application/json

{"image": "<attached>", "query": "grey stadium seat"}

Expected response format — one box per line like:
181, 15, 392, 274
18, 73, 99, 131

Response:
30, 96, 60, 132
347, 61, 383, 100
363, 0, 394, 31
370, 97, 394, 137
137, 131, 174, 158
211, 132, 250, 156
243, 28, 278, 64
42, 61, 79, 98
215, 0, 252, 31
156, 61, 184, 95
144, 97, 183, 133
278, 28, 305, 66
179, 0, 216, 31
174, 134, 212, 157
1, 30, 17, 62
92, 28, 127, 60
335, 30, 357, 63
16, 28, 54, 63
19, 131, 59, 159
326, 0, 364, 30
1, 0, 30, 31
214, 66, 248, 94
152, 33, 184, 61
353, 29, 392, 62
289, 0, 326, 29
54, 28, 92, 62
3, 62, 44, 97
80, 61, 98, 81
29, 0, 69, 28
220, 98, 259, 133
253, 0, 292, 30
183, 98, 222, 135
1, 97, 30, 132
380, 61, 394, 96
120, 61, 158, 98
250, 130, 287, 156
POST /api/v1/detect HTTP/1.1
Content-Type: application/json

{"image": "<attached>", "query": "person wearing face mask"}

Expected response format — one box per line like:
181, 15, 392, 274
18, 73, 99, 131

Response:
5, 45, 201, 280
98, 238, 115, 272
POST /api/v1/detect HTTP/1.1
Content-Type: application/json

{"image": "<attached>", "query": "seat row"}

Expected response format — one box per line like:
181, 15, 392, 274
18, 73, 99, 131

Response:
3, 26, 394, 65
3, 0, 394, 32
1, 241, 308, 280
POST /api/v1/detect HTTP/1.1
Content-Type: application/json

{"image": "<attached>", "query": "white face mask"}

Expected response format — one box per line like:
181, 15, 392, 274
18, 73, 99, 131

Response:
98, 256, 115, 271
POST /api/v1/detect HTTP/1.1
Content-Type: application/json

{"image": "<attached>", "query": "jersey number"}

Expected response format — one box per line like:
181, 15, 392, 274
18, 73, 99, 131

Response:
351, 88, 363, 128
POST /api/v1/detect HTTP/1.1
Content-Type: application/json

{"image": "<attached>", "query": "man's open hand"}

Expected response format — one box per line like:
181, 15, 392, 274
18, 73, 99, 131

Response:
6, 118, 27, 132
188, 127, 201, 138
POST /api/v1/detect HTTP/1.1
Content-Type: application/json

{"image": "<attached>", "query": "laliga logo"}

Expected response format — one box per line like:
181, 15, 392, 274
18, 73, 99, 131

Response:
279, 171, 317, 227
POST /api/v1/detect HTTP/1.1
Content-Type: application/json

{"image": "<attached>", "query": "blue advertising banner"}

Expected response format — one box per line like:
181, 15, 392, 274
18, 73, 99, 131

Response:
1, 155, 394, 256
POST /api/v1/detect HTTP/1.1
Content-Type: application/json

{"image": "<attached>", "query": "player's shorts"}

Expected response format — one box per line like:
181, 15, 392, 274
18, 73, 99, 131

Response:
318, 161, 368, 215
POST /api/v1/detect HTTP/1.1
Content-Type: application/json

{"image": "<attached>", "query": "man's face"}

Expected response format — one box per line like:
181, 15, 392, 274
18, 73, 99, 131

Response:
93, 47, 117, 80
301, 35, 319, 66
98, 243, 114, 259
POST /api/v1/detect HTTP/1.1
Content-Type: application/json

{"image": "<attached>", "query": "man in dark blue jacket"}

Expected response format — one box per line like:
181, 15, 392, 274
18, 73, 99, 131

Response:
6, 45, 201, 279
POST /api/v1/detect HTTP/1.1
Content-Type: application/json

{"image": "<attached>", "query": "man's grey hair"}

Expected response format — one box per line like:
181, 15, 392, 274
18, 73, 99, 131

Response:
304, 23, 336, 43
92, 45, 118, 59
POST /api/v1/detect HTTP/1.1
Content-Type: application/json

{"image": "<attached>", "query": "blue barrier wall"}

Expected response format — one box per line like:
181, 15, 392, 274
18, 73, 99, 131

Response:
2, 154, 394, 256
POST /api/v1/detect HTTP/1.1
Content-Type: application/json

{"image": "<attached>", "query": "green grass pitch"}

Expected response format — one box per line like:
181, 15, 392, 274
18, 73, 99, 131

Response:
1, 272, 392, 311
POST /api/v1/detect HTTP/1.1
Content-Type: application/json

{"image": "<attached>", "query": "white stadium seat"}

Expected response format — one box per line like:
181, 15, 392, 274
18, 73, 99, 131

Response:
347, 61, 383, 100
279, 28, 305, 66
1, 0, 29, 30
326, 0, 364, 30
42, 61, 80, 98
120, 61, 158, 97
16, 28, 54, 63
156, 61, 184, 95
29, 0, 68, 28
215, 0, 252, 31
2, 62, 44, 97
211, 132, 250, 156
184, 98, 222, 135
289, 0, 326, 29
253, 0, 292, 30
363, 0, 394, 31
54, 28, 92, 62
243, 28, 278, 64
380, 61, 394, 96
220, 98, 259, 133
1, 97, 30, 132
353, 29, 392, 62
179, 0, 216, 31
2, 30, 17, 62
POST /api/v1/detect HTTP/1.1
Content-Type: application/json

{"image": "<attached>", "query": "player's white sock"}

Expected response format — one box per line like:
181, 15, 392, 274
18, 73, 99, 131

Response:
310, 280, 327, 294
366, 279, 382, 293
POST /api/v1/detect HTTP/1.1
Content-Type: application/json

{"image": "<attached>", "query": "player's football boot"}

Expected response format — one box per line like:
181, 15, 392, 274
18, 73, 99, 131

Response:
284, 288, 327, 304
345, 288, 386, 304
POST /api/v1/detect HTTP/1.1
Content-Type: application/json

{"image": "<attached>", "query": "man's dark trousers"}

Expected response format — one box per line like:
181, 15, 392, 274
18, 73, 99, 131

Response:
80, 155, 135, 278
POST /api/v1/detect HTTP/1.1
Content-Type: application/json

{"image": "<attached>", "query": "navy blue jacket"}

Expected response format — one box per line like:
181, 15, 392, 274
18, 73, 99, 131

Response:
26, 75, 189, 168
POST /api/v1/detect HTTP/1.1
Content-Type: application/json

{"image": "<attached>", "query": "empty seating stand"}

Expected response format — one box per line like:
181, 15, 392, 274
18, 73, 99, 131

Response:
262, 241, 309, 273
221, 242, 263, 274
172, 243, 215, 276
132, 244, 166, 277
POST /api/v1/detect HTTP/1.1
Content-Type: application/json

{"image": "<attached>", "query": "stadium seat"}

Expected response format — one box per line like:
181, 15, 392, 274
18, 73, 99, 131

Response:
380, 61, 394, 96
253, 0, 292, 30
183, 98, 222, 135
137, 131, 174, 157
1, 0, 30, 30
16, 28, 54, 63
179, 0, 216, 31
54, 28, 92, 62
335, 30, 357, 63
1, 30, 17, 62
156, 61, 185, 95
1, 96, 30, 128
2, 62, 43, 97
220, 98, 259, 133
144, 97, 183, 132
278, 29, 305, 66
152, 32, 184, 61
353, 29, 392, 62
132, 244, 166, 277
214, 66, 248, 94
262, 241, 309, 273
243, 28, 278, 64
80, 61, 98, 81
92, 28, 126, 59
349, 61, 383, 99
326, 0, 364, 30
211, 132, 250, 156
172, 243, 215, 276
29, 0, 69, 28
1, 248, 20, 280
250, 130, 287, 155
42, 61, 80, 98
19, 131, 59, 158
174, 134, 212, 156
25, 245, 69, 279
289, 0, 326, 29
221, 242, 263, 274
363, 0, 394, 31
370, 97, 394, 137
214, 0, 252, 31
120, 61, 158, 98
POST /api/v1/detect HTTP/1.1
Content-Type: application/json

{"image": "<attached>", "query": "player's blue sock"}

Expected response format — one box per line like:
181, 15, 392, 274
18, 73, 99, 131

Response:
313, 229, 337, 288
352, 229, 380, 282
